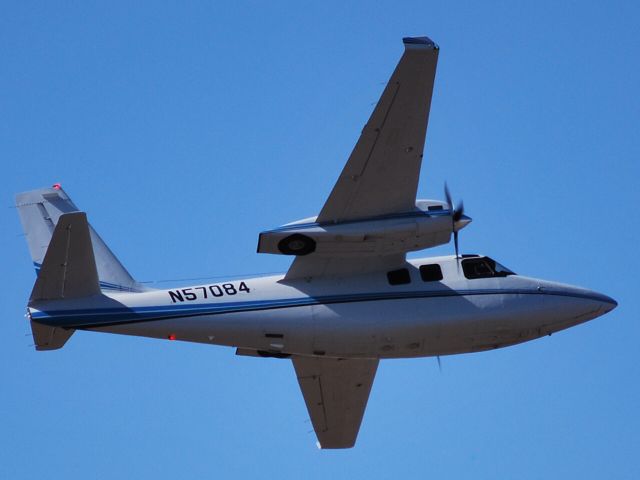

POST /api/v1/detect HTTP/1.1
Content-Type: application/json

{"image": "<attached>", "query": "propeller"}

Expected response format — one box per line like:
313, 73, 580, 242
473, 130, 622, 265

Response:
444, 183, 465, 262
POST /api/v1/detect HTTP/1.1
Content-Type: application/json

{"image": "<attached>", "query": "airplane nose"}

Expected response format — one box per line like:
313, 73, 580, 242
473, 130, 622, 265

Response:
536, 281, 618, 328
587, 291, 618, 313
573, 289, 618, 326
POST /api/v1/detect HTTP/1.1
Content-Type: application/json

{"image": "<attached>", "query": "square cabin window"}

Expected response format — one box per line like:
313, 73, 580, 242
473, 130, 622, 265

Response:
387, 268, 411, 285
419, 264, 443, 282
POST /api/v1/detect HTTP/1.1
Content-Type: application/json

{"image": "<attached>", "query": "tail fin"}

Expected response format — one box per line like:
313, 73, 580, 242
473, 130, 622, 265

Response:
16, 185, 144, 293
27, 211, 100, 350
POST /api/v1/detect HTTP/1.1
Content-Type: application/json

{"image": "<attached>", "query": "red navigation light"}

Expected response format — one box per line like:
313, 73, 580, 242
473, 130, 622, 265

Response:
168, 334, 176, 341
52, 183, 62, 190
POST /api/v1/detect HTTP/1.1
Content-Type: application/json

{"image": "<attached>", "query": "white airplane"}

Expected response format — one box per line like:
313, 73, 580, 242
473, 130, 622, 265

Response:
17, 36, 616, 449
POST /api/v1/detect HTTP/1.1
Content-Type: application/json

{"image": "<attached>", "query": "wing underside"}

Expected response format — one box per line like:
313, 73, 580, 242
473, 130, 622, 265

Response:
317, 37, 439, 224
292, 356, 379, 449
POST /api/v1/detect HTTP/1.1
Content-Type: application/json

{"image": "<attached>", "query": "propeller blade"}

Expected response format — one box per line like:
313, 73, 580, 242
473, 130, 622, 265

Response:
454, 230, 459, 259
444, 182, 464, 266
444, 183, 453, 211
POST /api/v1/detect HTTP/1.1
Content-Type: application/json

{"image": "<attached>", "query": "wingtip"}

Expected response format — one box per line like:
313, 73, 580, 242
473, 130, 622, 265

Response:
403, 36, 439, 50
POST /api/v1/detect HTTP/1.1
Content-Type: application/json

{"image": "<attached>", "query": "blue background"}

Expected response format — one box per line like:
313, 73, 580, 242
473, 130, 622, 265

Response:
2, 1, 639, 478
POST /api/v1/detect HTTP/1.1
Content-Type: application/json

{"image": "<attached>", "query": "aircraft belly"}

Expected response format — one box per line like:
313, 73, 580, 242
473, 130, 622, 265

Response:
302, 295, 499, 358
303, 290, 606, 358
84, 294, 505, 357
85, 288, 607, 358
88, 305, 316, 352
439, 291, 610, 355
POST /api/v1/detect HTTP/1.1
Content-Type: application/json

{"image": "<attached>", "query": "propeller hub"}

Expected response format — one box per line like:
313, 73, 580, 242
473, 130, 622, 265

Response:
453, 214, 472, 232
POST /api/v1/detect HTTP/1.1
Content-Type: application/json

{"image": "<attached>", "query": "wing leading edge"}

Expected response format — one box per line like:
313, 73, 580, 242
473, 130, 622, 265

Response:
292, 356, 379, 449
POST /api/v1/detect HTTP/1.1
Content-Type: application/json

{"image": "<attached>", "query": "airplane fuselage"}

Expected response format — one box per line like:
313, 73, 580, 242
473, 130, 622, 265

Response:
28, 255, 616, 359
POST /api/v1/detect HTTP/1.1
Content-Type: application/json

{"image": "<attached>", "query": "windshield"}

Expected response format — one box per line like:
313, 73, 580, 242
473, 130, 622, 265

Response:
461, 257, 516, 279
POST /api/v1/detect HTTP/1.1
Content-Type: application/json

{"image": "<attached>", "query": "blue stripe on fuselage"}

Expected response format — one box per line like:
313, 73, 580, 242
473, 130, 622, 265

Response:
29, 288, 609, 330
32, 262, 136, 292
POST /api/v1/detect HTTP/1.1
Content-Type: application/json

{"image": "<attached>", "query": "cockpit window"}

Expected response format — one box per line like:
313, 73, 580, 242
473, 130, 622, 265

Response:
492, 259, 515, 276
461, 257, 515, 279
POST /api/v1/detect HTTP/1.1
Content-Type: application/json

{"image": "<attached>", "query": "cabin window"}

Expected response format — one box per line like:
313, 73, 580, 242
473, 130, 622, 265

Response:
419, 264, 443, 282
462, 257, 515, 279
387, 268, 411, 285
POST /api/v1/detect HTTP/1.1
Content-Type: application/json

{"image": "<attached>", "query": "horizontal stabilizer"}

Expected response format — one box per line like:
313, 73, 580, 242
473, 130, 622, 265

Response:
30, 212, 100, 302
30, 320, 75, 351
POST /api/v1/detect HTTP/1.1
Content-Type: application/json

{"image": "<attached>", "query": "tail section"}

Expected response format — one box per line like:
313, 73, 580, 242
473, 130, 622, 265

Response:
27, 211, 101, 350
16, 185, 144, 293
29, 212, 101, 350
16, 185, 147, 350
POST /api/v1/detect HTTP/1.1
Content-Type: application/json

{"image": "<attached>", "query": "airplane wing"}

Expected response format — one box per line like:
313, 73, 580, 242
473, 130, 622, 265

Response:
292, 356, 379, 449
317, 37, 438, 223
285, 37, 439, 279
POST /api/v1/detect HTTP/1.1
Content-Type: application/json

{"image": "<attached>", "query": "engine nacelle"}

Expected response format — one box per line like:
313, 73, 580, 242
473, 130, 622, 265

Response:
257, 200, 471, 257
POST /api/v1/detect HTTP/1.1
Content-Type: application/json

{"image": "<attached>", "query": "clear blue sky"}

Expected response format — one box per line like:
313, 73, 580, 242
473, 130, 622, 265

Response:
2, 1, 639, 478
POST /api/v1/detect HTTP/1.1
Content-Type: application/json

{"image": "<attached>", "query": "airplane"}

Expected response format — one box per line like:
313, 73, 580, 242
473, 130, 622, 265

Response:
16, 36, 617, 449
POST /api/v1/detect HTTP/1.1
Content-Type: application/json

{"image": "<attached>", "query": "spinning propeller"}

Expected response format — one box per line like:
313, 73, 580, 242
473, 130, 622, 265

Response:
444, 183, 465, 261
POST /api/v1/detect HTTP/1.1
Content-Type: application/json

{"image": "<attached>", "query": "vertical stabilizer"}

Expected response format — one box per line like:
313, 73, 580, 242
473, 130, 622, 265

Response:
16, 186, 144, 292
